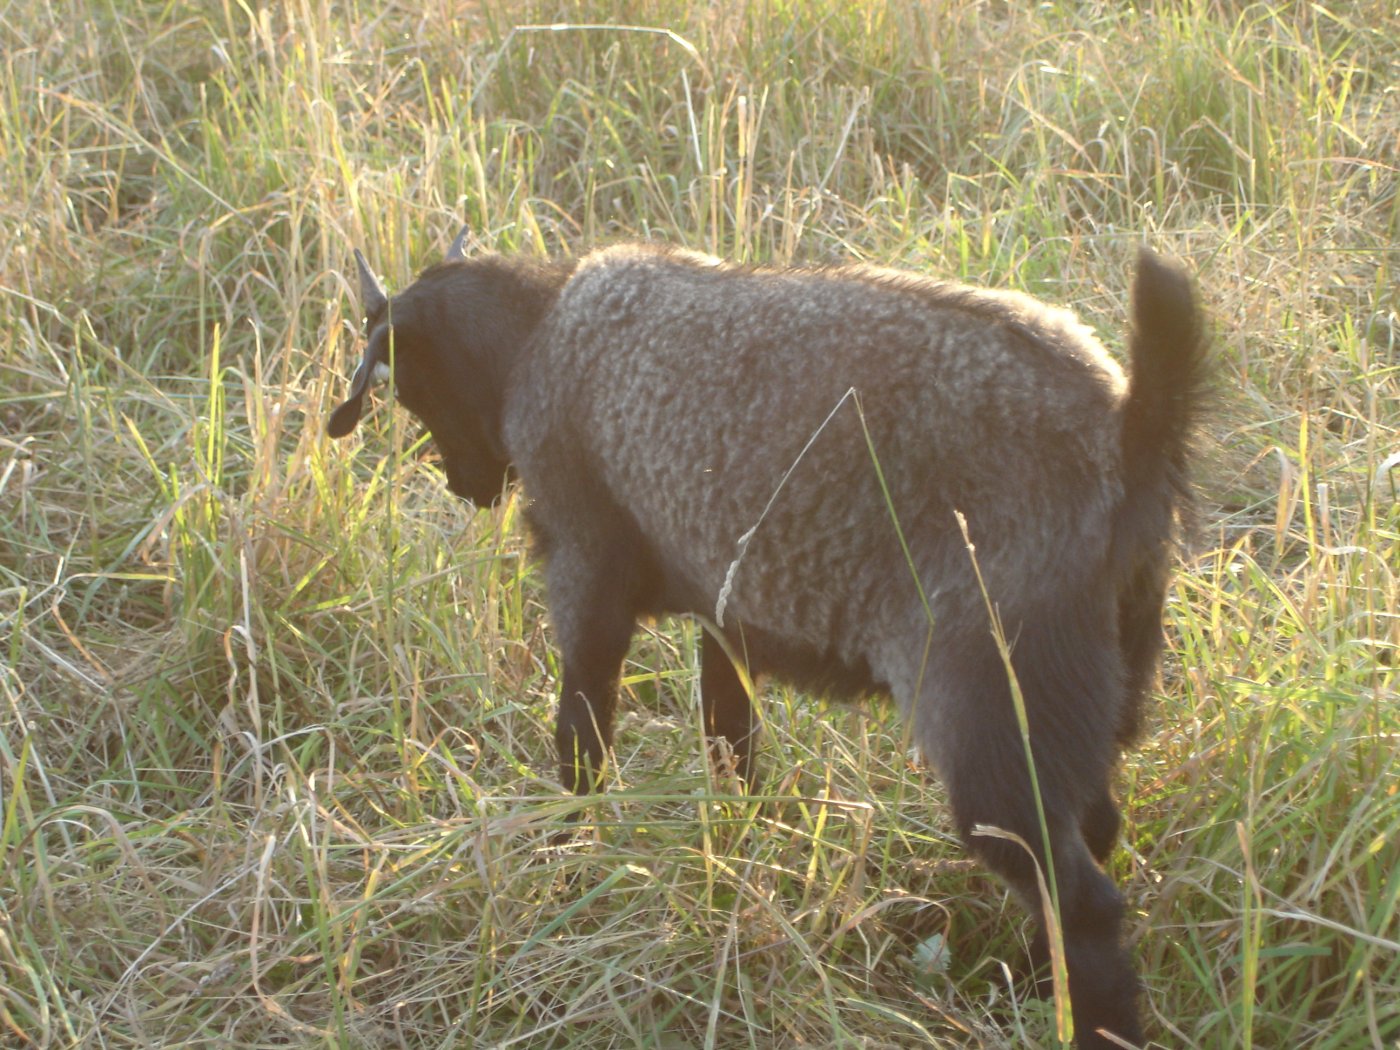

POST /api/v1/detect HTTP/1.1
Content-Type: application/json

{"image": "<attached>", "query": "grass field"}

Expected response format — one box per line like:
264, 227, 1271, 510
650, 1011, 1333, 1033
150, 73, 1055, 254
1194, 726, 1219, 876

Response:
2, 1, 1397, 1046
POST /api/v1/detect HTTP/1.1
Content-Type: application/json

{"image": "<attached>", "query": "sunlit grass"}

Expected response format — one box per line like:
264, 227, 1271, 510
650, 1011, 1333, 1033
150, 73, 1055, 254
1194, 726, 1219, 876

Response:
2, 1, 1396, 1047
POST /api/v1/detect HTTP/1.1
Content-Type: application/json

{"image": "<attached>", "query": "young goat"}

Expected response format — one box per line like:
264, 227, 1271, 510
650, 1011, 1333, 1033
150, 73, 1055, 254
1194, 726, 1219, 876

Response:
329, 228, 1209, 1049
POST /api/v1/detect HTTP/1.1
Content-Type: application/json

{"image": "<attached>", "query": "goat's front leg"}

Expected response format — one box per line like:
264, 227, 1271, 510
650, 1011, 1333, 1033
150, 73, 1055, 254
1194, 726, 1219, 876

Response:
548, 561, 638, 800
700, 629, 759, 790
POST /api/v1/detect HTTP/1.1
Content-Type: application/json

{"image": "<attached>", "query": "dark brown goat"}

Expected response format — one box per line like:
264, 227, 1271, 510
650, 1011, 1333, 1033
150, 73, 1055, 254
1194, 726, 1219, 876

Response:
329, 229, 1209, 1049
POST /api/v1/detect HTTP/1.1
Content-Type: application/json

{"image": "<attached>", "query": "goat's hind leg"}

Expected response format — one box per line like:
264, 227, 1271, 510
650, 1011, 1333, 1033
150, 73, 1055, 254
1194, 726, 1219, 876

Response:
921, 614, 1142, 1050
1081, 787, 1123, 866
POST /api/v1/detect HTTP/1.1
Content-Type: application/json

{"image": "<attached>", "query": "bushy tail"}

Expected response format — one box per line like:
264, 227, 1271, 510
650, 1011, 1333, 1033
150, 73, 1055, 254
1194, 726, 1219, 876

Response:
1119, 248, 1211, 536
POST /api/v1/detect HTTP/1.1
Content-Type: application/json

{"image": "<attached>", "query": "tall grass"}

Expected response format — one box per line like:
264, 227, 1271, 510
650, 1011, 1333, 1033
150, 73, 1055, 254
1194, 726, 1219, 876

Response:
2, 1, 1396, 1046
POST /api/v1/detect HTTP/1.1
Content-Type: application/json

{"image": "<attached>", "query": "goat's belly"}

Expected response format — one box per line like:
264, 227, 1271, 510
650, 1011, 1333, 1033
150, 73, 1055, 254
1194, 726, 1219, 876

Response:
698, 618, 890, 703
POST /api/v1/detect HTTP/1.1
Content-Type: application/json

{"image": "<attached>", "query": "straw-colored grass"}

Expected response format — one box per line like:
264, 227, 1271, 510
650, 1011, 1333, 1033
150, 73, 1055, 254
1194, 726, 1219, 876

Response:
2, 1, 1395, 1047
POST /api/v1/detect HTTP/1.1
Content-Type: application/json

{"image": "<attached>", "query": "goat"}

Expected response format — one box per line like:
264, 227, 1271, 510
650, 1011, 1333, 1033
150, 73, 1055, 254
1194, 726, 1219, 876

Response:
328, 227, 1209, 1049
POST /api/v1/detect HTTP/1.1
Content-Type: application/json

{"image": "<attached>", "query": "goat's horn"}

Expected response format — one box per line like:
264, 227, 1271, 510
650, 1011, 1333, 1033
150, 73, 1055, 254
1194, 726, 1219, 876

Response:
354, 248, 388, 319
446, 225, 471, 261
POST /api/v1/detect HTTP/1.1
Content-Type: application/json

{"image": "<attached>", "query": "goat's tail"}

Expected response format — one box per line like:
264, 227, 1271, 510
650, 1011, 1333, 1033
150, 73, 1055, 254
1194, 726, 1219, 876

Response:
1118, 249, 1211, 535
1109, 250, 1211, 746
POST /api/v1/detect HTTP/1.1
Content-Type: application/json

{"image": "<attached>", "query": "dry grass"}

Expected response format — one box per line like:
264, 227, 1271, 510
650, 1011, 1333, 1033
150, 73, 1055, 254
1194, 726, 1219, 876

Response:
2, 1, 1396, 1047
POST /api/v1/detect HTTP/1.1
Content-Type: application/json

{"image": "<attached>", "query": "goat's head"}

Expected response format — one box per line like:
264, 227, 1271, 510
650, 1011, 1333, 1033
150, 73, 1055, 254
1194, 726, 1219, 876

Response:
327, 227, 519, 508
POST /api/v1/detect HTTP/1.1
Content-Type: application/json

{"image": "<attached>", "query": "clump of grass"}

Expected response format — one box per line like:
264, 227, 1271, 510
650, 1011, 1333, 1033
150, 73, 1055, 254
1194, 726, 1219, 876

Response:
2, 1, 1396, 1047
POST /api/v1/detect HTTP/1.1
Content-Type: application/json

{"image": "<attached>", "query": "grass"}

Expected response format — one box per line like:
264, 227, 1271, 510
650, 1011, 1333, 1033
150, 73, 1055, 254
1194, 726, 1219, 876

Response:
1, 0, 1397, 1046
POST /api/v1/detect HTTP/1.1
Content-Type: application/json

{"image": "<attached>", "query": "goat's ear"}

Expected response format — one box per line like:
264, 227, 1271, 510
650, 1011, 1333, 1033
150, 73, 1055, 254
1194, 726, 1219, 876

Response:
328, 329, 386, 438
354, 248, 388, 320
445, 225, 470, 262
